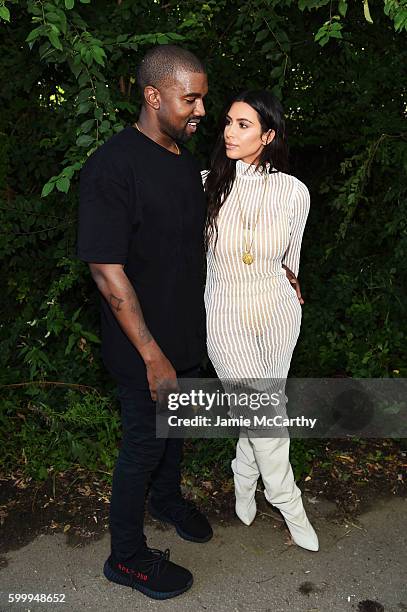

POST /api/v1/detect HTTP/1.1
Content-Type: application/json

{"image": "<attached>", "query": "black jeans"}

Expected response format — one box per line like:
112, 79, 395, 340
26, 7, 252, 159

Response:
109, 366, 200, 562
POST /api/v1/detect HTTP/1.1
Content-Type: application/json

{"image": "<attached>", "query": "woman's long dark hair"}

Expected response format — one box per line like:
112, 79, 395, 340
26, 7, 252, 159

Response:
204, 90, 289, 251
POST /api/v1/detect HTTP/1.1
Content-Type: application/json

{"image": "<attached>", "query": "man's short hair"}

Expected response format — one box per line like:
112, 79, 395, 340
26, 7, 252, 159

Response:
136, 45, 206, 93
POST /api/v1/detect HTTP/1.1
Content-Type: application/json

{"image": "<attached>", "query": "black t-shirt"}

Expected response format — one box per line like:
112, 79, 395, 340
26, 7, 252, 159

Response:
77, 125, 206, 388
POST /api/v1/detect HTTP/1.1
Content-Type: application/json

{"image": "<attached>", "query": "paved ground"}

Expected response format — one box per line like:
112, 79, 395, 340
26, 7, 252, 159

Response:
0, 496, 406, 612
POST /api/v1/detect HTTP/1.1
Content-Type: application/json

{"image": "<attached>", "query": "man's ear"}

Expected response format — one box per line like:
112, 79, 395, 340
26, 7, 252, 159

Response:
262, 129, 276, 146
144, 85, 160, 110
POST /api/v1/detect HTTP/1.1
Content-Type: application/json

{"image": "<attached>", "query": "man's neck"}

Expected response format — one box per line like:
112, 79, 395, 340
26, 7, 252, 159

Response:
135, 111, 179, 155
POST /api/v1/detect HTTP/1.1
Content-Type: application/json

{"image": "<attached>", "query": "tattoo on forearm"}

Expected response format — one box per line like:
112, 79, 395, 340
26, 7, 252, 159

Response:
130, 299, 152, 344
138, 320, 152, 343
109, 294, 124, 312
108, 286, 152, 345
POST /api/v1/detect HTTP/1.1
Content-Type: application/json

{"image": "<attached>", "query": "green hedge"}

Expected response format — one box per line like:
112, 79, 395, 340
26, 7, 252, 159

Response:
1, 1, 405, 480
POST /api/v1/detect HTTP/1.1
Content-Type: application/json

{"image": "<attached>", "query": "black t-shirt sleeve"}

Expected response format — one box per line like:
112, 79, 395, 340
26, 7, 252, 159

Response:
77, 153, 137, 264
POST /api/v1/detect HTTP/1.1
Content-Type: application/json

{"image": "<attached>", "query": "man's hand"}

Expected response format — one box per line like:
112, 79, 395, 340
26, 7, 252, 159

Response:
282, 264, 304, 305
145, 351, 178, 403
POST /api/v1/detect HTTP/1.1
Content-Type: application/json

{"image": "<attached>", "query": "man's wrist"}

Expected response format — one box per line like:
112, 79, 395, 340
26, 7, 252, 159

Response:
139, 341, 163, 365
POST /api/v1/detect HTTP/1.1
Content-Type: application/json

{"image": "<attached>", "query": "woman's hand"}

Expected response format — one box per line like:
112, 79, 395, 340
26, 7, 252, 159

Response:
282, 264, 304, 305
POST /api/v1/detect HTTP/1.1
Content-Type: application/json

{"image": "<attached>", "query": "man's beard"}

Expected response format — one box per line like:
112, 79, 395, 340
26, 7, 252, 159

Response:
163, 118, 191, 144
176, 128, 191, 144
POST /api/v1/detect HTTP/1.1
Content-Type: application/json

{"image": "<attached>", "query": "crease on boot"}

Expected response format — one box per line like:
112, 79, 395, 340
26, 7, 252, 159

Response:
253, 438, 319, 552
231, 457, 257, 526
264, 489, 319, 551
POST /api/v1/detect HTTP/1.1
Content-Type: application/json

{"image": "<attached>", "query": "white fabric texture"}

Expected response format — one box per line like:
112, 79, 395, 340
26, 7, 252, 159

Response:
203, 161, 318, 550
204, 160, 310, 385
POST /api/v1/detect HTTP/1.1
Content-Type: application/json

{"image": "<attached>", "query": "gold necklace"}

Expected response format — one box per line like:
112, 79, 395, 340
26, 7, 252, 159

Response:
134, 122, 180, 155
235, 173, 269, 265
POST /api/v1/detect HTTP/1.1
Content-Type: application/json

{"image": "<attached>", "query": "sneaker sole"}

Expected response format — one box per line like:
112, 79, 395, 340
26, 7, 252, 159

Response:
103, 560, 193, 600
149, 510, 213, 543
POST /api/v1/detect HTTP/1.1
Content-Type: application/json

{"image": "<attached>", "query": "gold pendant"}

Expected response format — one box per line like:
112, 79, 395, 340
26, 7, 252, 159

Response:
242, 252, 254, 265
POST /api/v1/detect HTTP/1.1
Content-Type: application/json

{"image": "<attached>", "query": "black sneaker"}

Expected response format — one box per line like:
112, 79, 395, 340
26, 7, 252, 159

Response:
148, 498, 213, 543
103, 548, 193, 600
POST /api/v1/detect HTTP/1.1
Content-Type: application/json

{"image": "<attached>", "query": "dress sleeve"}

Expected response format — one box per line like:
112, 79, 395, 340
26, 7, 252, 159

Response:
77, 154, 138, 264
281, 179, 310, 277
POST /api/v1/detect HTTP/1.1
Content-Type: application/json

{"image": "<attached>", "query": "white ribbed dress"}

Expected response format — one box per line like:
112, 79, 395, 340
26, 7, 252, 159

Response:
204, 160, 310, 391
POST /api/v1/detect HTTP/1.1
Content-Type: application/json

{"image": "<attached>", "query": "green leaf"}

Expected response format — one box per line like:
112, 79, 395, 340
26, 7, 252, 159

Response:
95, 81, 109, 102
276, 30, 289, 43
317, 34, 330, 46
62, 165, 76, 179
84, 49, 93, 66
298, 0, 330, 10
91, 46, 106, 66
78, 72, 89, 88
70, 62, 82, 79
45, 12, 62, 25
255, 29, 268, 42
80, 118, 94, 133
0, 5, 10, 21
41, 181, 56, 197
82, 331, 101, 343
65, 333, 76, 355
77, 101, 92, 115
314, 26, 328, 42
78, 87, 92, 102
76, 134, 94, 147
49, 22, 60, 35
338, 0, 347, 18
262, 41, 275, 53
270, 65, 283, 79
48, 31, 63, 51
90, 66, 105, 81
56, 176, 70, 193
39, 42, 53, 60
55, 9, 67, 34
65, 0, 74, 8
363, 0, 373, 24
80, 0, 91, 3
26, 26, 44, 43
167, 32, 185, 41
394, 11, 407, 32
71, 307, 83, 322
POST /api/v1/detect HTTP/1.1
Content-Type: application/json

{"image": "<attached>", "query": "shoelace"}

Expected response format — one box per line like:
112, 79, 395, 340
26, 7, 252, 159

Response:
133, 547, 171, 580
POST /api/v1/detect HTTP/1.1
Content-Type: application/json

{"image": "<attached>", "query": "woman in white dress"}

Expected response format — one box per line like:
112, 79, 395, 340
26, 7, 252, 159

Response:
203, 90, 319, 551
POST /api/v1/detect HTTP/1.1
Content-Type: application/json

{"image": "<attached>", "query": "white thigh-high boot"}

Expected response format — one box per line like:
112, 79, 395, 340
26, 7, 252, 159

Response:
250, 435, 319, 551
231, 434, 260, 526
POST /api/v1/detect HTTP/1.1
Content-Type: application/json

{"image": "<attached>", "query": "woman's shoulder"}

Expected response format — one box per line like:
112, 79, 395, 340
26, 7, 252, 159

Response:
272, 170, 307, 189
272, 171, 310, 200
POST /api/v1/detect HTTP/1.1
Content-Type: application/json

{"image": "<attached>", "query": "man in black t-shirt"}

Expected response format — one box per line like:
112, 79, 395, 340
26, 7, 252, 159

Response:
78, 46, 210, 600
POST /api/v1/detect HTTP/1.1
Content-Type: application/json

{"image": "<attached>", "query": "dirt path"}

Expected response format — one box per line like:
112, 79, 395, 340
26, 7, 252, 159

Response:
0, 495, 406, 612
